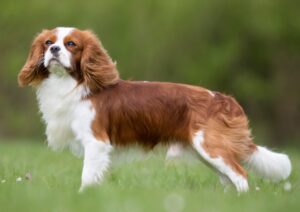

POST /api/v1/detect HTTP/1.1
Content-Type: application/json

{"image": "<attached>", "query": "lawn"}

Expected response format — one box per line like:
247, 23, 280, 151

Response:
0, 141, 299, 212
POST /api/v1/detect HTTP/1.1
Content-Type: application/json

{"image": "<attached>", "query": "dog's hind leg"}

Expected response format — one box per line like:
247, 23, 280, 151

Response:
191, 130, 249, 193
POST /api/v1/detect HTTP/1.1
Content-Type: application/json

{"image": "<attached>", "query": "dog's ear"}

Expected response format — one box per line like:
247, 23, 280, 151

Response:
18, 30, 49, 87
80, 30, 119, 93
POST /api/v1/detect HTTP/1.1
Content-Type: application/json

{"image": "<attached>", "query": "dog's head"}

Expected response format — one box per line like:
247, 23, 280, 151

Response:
18, 27, 119, 92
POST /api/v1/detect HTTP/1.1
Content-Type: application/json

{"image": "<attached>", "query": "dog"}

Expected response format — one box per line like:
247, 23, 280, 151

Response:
18, 27, 291, 192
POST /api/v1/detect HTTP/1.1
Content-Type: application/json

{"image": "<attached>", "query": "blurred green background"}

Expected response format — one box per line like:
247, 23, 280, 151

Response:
0, 0, 299, 146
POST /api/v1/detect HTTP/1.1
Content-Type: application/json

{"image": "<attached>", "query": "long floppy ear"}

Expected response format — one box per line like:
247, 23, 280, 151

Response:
80, 31, 119, 93
18, 30, 49, 87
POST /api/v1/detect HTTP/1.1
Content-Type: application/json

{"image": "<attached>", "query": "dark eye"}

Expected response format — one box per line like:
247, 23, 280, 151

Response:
45, 40, 53, 45
66, 41, 76, 47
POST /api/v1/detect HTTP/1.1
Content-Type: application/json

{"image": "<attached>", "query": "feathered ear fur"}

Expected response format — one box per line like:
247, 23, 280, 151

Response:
80, 31, 119, 93
18, 30, 49, 87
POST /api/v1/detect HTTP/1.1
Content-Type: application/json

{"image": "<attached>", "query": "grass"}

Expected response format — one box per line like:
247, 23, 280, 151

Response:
0, 141, 299, 212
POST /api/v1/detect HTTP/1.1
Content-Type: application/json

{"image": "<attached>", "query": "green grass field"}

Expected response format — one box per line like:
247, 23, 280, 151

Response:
0, 141, 299, 212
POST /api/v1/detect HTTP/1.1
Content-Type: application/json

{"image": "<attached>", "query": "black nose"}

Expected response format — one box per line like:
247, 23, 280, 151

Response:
50, 46, 61, 54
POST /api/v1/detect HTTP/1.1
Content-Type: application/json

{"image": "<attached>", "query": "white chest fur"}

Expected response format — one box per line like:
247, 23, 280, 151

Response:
36, 73, 94, 157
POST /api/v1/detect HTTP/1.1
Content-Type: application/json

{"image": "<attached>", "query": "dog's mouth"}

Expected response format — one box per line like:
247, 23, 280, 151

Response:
47, 57, 66, 70
46, 57, 69, 76
48, 58, 62, 66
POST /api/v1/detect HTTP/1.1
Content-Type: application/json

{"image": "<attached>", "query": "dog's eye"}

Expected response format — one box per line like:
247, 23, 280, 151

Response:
45, 40, 53, 45
66, 41, 76, 47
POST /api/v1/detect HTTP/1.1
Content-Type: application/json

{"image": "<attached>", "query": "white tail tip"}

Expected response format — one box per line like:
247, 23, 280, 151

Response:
246, 146, 292, 182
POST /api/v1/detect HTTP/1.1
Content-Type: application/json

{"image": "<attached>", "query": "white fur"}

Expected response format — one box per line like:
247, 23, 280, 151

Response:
37, 64, 112, 191
246, 146, 291, 182
37, 65, 89, 156
79, 140, 112, 192
166, 143, 183, 160
192, 130, 249, 192
44, 27, 74, 68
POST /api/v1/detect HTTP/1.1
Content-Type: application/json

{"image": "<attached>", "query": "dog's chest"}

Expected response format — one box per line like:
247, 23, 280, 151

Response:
36, 74, 90, 156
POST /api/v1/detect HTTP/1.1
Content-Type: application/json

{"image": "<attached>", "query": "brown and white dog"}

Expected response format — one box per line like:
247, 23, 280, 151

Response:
18, 27, 291, 192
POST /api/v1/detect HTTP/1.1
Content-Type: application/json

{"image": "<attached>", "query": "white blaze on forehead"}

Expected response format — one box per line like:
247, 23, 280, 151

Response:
55, 27, 74, 42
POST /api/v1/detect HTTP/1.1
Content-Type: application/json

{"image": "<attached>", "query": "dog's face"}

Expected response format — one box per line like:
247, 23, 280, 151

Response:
43, 27, 75, 69
18, 27, 119, 93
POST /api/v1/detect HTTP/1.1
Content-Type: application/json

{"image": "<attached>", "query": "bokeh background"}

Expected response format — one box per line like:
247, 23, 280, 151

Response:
0, 0, 299, 146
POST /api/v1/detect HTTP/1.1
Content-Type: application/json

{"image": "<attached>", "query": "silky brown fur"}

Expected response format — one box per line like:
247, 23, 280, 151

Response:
89, 80, 256, 171
90, 81, 210, 148
76, 30, 119, 92
18, 30, 52, 86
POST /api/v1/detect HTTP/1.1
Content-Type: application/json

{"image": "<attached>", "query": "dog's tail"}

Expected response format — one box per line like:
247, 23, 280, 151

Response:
245, 146, 291, 182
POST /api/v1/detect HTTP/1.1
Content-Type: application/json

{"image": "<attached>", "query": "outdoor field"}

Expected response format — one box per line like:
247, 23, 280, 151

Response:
1, 0, 300, 211
0, 141, 299, 212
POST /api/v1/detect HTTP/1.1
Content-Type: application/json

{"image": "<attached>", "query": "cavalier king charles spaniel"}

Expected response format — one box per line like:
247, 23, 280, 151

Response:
18, 27, 291, 192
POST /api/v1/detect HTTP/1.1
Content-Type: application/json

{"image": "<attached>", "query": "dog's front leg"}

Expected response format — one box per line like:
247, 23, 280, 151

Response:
79, 140, 112, 192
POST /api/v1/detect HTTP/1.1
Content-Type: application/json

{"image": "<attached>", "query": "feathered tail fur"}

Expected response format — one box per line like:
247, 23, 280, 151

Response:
246, 146, 292, 182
